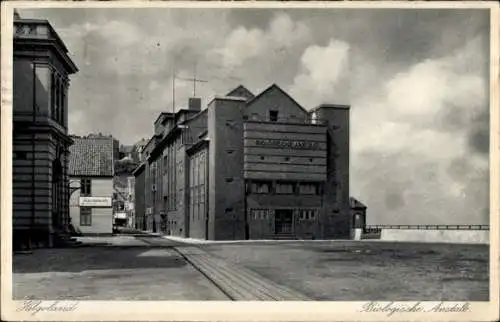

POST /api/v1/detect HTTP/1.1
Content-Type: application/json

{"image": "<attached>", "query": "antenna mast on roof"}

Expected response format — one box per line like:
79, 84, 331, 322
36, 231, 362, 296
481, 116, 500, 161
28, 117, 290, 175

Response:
176, 61, 208, 97
172, 62, 176, 114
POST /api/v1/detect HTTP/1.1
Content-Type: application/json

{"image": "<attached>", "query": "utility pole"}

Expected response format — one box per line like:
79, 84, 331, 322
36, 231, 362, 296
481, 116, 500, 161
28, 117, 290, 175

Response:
172, 65, 176, 114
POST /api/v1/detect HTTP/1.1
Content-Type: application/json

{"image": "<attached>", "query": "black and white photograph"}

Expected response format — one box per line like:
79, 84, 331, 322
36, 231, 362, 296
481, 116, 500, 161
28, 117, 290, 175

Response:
1, 1, 498, 321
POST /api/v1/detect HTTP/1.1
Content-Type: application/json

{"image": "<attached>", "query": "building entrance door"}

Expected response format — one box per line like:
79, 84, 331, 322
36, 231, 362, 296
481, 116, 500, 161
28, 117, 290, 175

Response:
275, 209, 293, 234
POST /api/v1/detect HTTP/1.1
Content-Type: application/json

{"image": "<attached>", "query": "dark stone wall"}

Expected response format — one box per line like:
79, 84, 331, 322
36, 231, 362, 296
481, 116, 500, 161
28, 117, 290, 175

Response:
315, 106, 351, 239
207, 98, 246, 240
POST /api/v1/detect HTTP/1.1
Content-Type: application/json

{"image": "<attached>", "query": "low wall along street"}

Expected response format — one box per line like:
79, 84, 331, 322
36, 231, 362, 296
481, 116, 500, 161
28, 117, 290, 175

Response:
376, 227, 489, 244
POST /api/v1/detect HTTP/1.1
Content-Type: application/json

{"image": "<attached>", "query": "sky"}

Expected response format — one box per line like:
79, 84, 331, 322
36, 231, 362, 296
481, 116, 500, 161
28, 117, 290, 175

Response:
19, 7, 491, 225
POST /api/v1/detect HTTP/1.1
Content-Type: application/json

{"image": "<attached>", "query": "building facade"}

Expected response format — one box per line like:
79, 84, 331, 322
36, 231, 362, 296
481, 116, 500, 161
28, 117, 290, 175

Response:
68, 136, 114, 235
114, 157, 137, 228
12, 13, 79, 249
135, 84, 358, 240
133, 163, 146, 230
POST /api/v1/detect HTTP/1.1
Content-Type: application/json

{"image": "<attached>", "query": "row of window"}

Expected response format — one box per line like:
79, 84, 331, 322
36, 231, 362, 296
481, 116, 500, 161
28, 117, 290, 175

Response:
250, 209, 319, 221
162, 141, 179, 211
242, 110, 323, 124
250, 181, 320, 195
299, 210, 318, 221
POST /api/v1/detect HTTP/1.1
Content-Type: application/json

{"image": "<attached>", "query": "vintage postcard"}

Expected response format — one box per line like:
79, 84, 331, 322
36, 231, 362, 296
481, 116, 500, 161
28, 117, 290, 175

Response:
1, 0, 499, 321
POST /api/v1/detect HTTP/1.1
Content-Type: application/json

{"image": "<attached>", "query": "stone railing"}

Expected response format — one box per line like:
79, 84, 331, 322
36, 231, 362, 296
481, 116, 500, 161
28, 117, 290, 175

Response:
14, 21, 50, 39
365, 224, 490, 231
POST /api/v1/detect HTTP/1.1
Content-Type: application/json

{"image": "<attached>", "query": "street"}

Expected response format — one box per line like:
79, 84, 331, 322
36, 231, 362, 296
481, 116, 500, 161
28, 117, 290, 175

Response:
13, 235, 489, 301
13, 236, 229, 300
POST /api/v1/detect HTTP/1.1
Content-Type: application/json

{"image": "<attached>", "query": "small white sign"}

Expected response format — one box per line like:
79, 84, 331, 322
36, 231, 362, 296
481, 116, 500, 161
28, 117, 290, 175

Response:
79, 196, 112, 207
114, 212, 127, 219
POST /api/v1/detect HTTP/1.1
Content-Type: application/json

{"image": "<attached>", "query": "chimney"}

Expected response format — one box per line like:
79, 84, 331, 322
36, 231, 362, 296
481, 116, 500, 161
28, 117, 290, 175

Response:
188, 97, 201, 112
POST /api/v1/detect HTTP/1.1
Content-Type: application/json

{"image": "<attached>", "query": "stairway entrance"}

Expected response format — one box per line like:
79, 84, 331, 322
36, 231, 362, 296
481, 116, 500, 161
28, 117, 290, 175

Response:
275, 209, 294, 234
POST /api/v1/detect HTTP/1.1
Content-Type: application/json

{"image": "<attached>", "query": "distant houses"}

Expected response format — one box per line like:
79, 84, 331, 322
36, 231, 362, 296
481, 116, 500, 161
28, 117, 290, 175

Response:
114, 144, 140, 228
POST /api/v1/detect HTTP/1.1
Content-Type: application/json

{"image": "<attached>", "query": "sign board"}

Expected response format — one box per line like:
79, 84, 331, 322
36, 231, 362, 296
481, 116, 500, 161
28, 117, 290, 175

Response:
79, 196, 112, 207
255, 139, 321, 150
146, 207, 152, 215
114, 212, 127, 219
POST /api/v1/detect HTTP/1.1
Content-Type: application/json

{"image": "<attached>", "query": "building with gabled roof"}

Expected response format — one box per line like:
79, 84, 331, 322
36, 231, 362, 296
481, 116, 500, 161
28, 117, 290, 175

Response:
226, 85, 255, 100
135, 83, 363, 240
68, 136, 115, 235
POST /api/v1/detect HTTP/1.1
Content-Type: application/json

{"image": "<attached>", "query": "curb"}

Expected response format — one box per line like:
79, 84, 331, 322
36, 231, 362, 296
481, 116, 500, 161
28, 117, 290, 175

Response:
175, 246, 310, 301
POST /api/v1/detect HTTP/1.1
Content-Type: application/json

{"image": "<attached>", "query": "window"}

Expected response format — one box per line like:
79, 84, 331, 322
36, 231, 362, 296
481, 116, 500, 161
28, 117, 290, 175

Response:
299, 183, 319, 195
251, 181, 271, 194
269, 110, 278, 122
59, 80, 64, 124
311, 112, 318, 124
50, 73, 56, 119
15, 151, 27, 160
300, 209, 317, 221
276, 182, 294, 194
80, 207, 92, 226
163, 155, 168, 174
252, 209, 267, 220
50, 73, 66, 125
61, 88, 66, 126
80, 178, 91, 196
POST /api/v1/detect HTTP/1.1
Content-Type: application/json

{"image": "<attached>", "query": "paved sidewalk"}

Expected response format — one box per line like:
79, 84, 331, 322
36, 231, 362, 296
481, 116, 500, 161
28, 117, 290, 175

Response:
175, 246, 310, 301
164, 235, 351, 245
13, 241, 229, 300
76, 235, 151, 246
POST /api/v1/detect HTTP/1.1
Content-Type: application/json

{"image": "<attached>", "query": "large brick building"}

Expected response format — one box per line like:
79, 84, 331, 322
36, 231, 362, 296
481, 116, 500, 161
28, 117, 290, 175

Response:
135, 84, 361, 240
12, 12, 78, 249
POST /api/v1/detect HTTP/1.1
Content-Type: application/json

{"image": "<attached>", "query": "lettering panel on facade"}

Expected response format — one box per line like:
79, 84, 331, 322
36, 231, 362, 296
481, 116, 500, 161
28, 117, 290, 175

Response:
243, 122, 327, 181
244, 138, 327, 151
